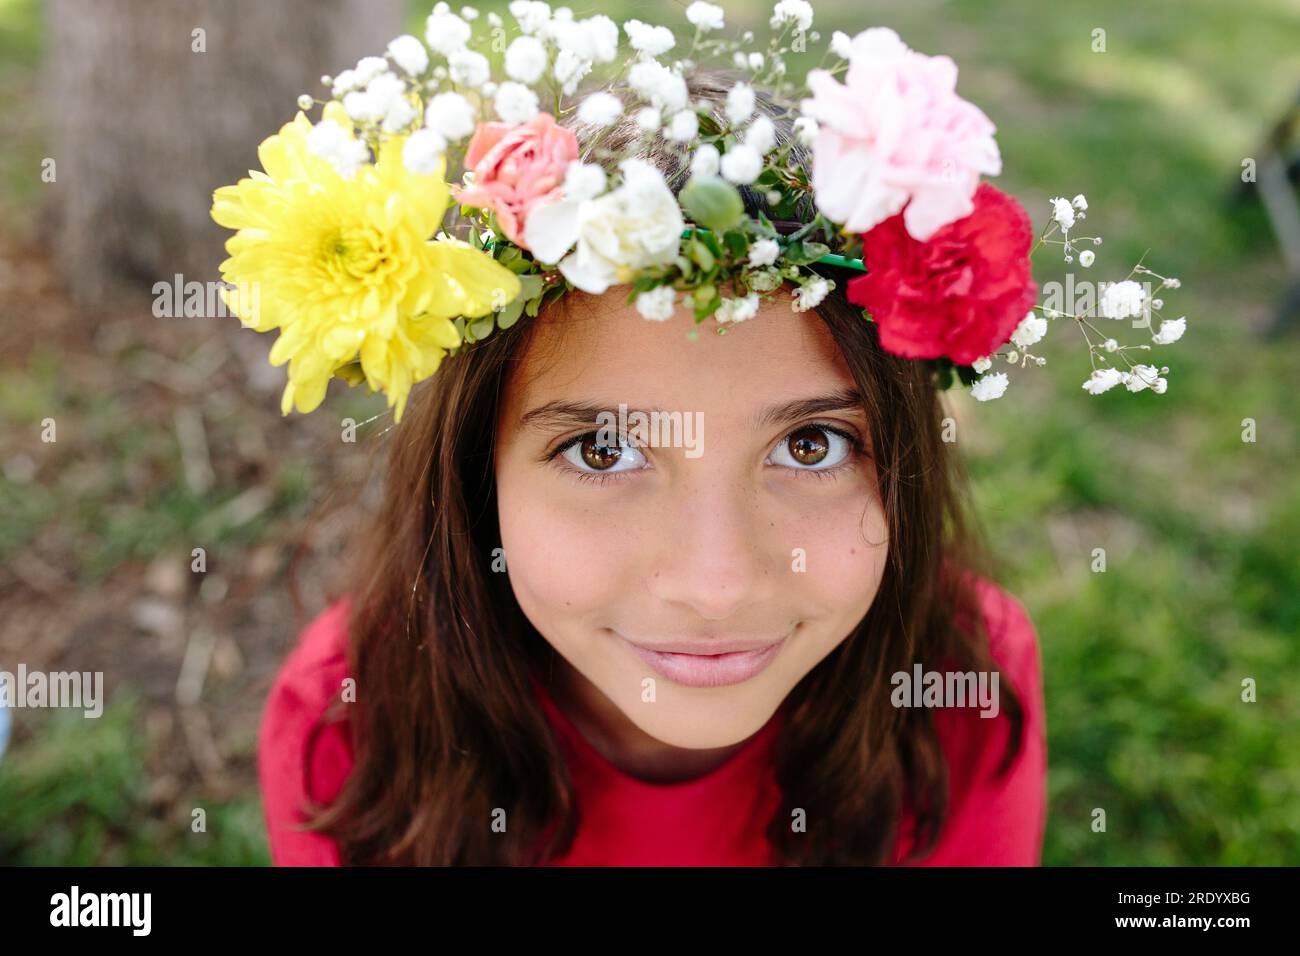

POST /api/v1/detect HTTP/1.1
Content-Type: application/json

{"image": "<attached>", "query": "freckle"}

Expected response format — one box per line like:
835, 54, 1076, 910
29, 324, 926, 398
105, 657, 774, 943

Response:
850, 548, 856, 554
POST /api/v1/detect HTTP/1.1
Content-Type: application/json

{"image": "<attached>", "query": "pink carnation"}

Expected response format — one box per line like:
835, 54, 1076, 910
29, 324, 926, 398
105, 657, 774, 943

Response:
451, 111, 579, 251
800, 27, 1002, 241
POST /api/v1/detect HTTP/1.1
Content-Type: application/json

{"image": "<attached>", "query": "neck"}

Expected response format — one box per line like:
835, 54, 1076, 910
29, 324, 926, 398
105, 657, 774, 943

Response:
544, 651, 755, 783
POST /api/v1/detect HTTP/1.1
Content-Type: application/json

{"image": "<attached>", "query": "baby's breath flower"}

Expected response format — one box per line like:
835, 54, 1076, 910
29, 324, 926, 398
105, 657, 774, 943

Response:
636, 285, 678, 321
1079, 249, 1095, 267
690, 143, 721, 178
1050, 196, 1075, 231
1081, 367, 1122, 394
726, 83, 756, 124
769, 0, 814, 32
715, 293, 761, 324
970, 372, 1009, 401
972, 355, 992, 373
746, 116, 777, 155
1010, 310, 1047, 348
793, 115, 819, 146
578, 91, 623, 126
387, 35, 429, 76
686, 2, 725, 31
425, 9, 471, 56
494, 81, 539, 123
447, 49, 488, 88
1152, 317, 1186, 344
720, 144, 762, 184
505, 35, 548, 84
425, 92, 476, 140
402, 128, 447, 175
624, 18, 675, 57
666, 109, 700, 142
792, 276, 831, 312
748, 239, 780, 267
830, 30, 853, 59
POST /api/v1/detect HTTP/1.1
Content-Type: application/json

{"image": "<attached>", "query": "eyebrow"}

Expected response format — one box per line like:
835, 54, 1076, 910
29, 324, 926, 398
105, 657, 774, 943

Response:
517, 388, 866, 433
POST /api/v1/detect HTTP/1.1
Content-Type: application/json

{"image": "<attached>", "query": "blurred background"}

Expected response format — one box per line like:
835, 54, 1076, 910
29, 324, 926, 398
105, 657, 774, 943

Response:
0, 0, 1296, 865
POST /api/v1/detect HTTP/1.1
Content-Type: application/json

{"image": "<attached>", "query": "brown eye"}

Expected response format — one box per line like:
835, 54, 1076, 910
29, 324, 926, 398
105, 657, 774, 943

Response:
768, 424, 854, 471
786, 426, 830, 466
581, 436, 621, 470
560, 433, 647, 476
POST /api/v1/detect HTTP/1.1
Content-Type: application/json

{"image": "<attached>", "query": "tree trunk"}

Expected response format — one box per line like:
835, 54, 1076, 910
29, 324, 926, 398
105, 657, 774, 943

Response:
43, 0, 404, 304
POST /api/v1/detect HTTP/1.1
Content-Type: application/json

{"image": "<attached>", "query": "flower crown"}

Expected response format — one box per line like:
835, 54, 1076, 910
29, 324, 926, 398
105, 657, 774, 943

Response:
210, 1, 1187, 421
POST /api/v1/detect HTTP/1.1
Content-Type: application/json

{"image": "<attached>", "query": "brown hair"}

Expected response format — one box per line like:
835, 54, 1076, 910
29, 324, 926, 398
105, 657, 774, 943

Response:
306, 69, 1026, 865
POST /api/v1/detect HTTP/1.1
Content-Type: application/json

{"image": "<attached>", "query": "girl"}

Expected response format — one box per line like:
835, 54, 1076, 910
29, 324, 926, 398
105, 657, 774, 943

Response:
255, 69, 1048, 867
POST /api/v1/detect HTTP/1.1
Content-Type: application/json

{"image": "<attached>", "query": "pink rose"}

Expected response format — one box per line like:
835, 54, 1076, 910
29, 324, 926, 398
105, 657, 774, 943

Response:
451, 111, 579, 251
800, 27, 1002, 242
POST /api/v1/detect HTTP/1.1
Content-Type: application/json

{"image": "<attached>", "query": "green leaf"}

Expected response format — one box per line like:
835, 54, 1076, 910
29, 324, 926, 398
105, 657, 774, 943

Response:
515, 273, 544, 300
723, 230, 748, 258
499, 296, 526, 328
690, 238, 715, 271
468, 313, 495, 341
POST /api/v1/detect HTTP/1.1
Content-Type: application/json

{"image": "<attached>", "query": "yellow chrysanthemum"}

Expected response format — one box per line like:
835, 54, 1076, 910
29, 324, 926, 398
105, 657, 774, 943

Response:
211, 104, 520, 420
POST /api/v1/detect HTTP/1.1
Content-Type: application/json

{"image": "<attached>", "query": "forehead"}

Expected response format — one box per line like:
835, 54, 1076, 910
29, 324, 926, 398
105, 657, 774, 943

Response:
500, 290, 857, 421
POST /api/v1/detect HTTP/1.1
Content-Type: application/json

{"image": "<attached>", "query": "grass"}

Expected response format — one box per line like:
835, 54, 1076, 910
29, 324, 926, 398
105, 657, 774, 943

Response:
1, 0, 1297, 865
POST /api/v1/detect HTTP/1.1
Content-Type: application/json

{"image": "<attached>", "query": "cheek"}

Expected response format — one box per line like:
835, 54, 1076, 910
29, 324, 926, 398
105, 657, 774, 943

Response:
781, 488, 889, 630
496, 466, 637, 632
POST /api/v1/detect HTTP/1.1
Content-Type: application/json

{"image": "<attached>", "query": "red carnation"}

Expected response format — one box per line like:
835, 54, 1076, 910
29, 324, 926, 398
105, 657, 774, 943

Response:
846, 183, 1036, 366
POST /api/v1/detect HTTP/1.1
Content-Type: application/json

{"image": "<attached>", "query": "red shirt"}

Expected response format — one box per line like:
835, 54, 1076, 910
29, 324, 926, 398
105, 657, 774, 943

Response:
258, 577, 1047, 865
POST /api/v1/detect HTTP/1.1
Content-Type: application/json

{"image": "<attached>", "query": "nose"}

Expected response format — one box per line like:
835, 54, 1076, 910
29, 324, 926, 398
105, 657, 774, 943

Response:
643, 476, 780, 621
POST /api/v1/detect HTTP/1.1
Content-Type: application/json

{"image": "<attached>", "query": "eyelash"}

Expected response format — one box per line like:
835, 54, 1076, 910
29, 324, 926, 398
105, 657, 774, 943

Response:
545, 421, 867, 487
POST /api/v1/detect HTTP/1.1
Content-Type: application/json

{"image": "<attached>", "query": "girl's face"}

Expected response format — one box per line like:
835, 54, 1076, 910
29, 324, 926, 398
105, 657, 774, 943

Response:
495, 292, 888, 750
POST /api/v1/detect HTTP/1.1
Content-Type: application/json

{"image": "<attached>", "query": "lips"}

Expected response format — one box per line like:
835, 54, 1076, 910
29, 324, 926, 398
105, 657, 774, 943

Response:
617, 630, 792, 688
